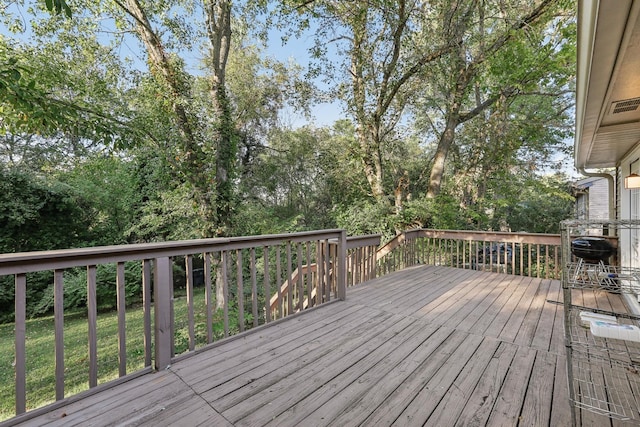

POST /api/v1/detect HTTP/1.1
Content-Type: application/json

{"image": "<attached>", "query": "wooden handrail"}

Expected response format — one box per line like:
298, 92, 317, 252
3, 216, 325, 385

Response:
2, 229, 348, 422
376, 228, 566, 280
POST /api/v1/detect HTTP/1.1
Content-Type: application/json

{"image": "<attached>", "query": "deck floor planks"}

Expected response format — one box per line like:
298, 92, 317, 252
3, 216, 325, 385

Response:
318, 325, 459, 427
412, 269, 499, 325
409, 269, 489, 321
39, 370, 193, 427
422, 336, 503, 427
453, 341, 520, 427
9, 266, 610, 427
518, 349, 556, 426
347, 265, 445, 307
363, 266, 476, 316
391, 332, 486, 426
206, 311, 406, 413
237, 317, 433, 427
530, 278, 562, 352
551, 350, 573, 426
135, 394, 233, 427
403, 268, 481, 312
485, 345, 537, 426
172, 301, 371, 384
186, 304, 383, 395
467, 274, 530, 337
266, 319, 444, 427
216, 314, 418, 422
487, 275, 537, 341
453, 272, 522, 333
355, 329, 473, 426
513, 278, 552, 348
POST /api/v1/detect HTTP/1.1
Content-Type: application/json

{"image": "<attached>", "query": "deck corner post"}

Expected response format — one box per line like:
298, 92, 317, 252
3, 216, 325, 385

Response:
337, 230, 347, 300
154, 257, 173, 371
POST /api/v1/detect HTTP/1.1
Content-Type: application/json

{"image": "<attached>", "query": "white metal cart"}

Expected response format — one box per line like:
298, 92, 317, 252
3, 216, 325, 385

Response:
561, 219, 640, 424
562, 220, 640, 424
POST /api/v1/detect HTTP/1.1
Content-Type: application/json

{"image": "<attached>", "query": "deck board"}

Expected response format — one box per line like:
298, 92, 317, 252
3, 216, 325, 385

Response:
7, 265, 629, 427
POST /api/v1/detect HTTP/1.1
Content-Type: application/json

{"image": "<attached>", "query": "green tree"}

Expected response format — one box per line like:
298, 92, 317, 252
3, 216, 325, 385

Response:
0, 167, 92, 253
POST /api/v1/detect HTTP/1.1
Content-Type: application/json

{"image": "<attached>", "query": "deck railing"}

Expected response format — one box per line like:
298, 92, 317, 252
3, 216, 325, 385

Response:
0, 227, 566, 424
376, 229, 563, 280
267, 234, 381, 317
0, 230, 347, 422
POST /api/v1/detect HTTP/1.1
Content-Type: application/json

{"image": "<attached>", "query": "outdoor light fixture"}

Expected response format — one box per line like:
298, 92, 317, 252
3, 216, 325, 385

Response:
625, 173, 640, 189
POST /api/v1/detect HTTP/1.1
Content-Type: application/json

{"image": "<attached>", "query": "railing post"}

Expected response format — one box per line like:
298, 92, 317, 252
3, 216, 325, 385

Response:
337, 230, 347, 300
15, 274, 26, 415
154, 257, 173, 371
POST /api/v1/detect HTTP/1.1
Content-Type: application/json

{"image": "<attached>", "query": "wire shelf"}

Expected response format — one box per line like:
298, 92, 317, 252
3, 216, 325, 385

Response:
571, 355, 640, 420
568, 308, 640, 365
561, 218, 640, 423
565, 261, 640, 293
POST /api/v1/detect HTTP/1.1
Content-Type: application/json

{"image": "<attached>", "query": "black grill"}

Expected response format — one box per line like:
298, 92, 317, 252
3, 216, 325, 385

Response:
570, 237, 615, 262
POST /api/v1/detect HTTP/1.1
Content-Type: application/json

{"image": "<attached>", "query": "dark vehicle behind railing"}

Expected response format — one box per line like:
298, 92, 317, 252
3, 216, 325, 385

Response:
376, 229, 564, 279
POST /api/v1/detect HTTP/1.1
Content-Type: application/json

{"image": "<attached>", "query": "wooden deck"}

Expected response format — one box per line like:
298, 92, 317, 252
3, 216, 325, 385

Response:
7, 265, 630, 426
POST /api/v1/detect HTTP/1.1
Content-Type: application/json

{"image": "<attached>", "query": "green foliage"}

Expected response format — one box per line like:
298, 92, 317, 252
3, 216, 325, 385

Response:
30, 262, 143, 316
493, 174, 574, 234
0, 166, 92, 253
43, 0, 72, 17
57, 155, 143, 246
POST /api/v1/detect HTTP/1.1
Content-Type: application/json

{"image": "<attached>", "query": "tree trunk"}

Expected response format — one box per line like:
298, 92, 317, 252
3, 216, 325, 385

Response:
206, 0, 235, 239
427, 115, 458, 198
356, 125, 385, 201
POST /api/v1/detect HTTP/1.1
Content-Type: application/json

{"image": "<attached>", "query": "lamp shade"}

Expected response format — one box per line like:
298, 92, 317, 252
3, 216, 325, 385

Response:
625, 173, 640, 189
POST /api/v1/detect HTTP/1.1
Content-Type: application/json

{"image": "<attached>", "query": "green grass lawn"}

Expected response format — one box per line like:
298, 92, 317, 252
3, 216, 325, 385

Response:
0, 287, 239, 422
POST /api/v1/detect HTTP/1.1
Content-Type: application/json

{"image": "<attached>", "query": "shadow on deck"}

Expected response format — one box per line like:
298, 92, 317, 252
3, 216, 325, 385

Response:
6, 265, 621, 426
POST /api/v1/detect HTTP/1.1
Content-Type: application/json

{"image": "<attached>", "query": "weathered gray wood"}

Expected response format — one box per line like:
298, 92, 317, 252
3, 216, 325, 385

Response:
453, 272, 519, 333
263, 246, 270, 323
142, 259, 152, 367
337, 229, 347, 300
136, 397, 234, 427
250, 248, 258, 327
392, 332, 485, 426
8, 266, 596, 427
550, 349, 573, 426
496, 276, 541, 343
222, 250, 229, 337
186, 254, 195, 351
234, 250, 243, 333
15, 273, 26, 415
54, 269, 64, 401
286, 242, 293, 315
154, 257, 173, 371
275, 247, 282, 318
116, 262, 127, 377
519, 350, 556, 425
37, 371, 189, 427
359, 329, 470, 426
87, 265, 98, 388
486, 345, 537, 426
216, 313, 415, 421
278, 321, 446, 427
230, 318, 419, 426
484, 275, 534, 338
512, 278, 552, 347
174, 302, 374, 387
530, 278, 561, 352
455, 342, 518, 425
423, 337, 502, 427
197, 306, 383, 404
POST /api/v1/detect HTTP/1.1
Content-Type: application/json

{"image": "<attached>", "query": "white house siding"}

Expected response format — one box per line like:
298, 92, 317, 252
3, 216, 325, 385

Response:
574, 177, 610, 234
